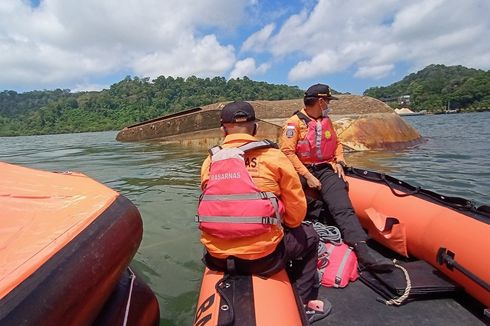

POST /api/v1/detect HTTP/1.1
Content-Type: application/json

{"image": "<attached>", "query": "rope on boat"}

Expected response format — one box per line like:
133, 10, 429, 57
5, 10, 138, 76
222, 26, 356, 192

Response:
313, 222, 345, 286
378, 260, 412, 306
123, 267, 137, 326
312, 222, 342, 245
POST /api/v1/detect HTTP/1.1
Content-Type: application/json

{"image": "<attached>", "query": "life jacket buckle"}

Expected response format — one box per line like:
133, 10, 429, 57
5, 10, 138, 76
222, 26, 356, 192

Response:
259, 192, 269, 199
261, 216, 272, 225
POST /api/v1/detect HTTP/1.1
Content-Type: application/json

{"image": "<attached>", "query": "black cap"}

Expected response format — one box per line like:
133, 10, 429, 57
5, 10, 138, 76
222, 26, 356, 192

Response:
304, 83, 338, 100
220, 101, 256, 123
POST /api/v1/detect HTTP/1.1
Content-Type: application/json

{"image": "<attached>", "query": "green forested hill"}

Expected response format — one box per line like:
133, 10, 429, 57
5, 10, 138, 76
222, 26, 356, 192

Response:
0, 76, 303, 136
3, 65, 490, 136
364, 64, 490, 112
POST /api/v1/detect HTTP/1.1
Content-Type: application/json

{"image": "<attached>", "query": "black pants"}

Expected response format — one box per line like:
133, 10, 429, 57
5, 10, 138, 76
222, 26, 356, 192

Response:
306, 165, 368, 245
203, 223, 320, 303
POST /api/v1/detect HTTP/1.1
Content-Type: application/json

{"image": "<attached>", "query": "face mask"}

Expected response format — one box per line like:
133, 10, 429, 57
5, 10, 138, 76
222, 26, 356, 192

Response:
322, 106, 332, 117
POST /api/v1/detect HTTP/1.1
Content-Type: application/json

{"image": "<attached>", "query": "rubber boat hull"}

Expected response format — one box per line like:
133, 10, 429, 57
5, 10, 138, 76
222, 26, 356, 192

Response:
0, 162, 159, 325
194, 166, 489, 325
344, 167, 490, 308
194, 268, 307, 326
1, 195, 142, 325
94, 267, 160, 326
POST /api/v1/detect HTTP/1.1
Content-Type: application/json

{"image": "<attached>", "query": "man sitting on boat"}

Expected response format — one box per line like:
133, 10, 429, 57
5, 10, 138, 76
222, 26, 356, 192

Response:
279, 83, 394, 273
196, 101, 331, 323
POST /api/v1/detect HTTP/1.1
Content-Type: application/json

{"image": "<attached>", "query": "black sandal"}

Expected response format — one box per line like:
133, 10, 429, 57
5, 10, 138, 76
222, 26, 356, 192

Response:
305, 297, 332, 324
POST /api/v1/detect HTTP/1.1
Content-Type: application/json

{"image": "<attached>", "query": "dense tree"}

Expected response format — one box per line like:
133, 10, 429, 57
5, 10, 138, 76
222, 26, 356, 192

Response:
364, 64, 490, 112
0, 76, 303, 136
3, 64, 488, 136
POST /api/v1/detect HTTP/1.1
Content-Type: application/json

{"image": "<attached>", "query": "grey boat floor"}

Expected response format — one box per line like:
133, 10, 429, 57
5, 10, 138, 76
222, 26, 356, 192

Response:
316, 278, 487, 326
312, 240, 488, 326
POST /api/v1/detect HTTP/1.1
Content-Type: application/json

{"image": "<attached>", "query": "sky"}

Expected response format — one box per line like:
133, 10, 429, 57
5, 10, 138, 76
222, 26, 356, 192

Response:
1, 0, 489, 95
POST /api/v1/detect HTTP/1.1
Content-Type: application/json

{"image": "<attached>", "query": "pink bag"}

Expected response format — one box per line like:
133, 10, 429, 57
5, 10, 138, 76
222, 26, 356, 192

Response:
317, 242, 359, 288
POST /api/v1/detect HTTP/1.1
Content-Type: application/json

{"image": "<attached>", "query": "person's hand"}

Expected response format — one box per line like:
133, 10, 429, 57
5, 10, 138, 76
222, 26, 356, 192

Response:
331, 162, 346, 182
305, 172, 321, 190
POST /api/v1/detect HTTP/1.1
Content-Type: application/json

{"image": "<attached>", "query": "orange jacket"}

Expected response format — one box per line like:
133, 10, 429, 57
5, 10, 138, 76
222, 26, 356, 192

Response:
279, 109, 345, 177
200, 133, 307, 260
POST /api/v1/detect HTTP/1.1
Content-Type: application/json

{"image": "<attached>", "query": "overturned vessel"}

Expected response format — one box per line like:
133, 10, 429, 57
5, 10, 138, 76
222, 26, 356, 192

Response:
116, 95, 423, 151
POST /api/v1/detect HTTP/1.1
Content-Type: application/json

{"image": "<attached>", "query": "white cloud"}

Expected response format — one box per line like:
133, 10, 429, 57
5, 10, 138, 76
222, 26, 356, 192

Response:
71, 82, 110, 92
288, 51, 346, 81
242, 23, 275, 52
1, 0, 490, 92
229, 57, 270, 79
133, 34, 236, 79
246, 0, 490, 82
355, 64, 394, 79
0, 0, 249, 90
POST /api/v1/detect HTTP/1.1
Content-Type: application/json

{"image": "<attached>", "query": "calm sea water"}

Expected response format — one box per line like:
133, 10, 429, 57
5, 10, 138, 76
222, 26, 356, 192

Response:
1, 112, 489, 325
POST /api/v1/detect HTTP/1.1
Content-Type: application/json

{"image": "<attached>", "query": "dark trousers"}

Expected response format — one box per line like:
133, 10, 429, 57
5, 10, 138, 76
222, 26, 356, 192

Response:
307, 165, 368, 245
203, 223, 320, 303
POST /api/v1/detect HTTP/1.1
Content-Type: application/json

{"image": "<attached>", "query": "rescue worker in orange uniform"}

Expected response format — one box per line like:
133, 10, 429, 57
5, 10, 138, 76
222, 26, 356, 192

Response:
197, 101, 331, 322
279, 84, 394, 272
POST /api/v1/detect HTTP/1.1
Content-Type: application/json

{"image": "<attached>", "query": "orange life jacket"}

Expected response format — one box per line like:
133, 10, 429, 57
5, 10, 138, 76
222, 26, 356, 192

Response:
295, 111, 338, 164
196, 140, 284, 239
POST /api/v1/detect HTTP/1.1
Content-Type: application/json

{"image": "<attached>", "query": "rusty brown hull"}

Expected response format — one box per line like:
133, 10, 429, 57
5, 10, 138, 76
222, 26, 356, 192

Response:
116, 96, 423, 151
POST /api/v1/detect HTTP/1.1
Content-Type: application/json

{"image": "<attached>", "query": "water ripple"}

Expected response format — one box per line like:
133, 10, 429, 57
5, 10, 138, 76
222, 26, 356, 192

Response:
1, 113, 489, 324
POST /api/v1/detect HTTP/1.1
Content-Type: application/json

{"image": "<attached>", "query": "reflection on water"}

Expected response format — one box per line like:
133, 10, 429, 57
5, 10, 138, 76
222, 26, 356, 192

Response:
346, 150, 407, 174
0, 112, 489, 325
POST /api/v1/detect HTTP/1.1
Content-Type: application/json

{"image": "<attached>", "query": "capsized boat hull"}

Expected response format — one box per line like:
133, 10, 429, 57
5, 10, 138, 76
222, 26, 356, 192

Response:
116, 97, 423, 151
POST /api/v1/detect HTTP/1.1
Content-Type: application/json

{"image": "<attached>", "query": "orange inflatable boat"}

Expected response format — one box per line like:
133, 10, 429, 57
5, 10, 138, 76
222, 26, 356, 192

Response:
194, 268, 307, 326
0, 162, 159, 325
344, 166, 490, 309
193, 166, 489, 325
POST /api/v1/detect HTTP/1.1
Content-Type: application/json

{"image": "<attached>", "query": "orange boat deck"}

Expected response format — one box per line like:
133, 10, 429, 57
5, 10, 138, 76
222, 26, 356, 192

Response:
0, 162, 156, 325
0, 162, 119, 299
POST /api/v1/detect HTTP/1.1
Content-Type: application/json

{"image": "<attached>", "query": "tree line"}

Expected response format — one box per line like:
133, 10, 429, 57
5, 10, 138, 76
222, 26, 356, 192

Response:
2, 64, 489, 136
364, 64, 490, 112
0, 76, 303, 136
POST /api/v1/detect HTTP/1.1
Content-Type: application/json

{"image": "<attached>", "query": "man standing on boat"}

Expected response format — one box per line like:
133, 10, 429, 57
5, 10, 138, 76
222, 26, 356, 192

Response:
279, 83, 394, 272
196, 101, 331, 323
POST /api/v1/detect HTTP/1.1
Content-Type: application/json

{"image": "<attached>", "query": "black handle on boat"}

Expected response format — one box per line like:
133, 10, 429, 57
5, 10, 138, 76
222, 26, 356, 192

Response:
347, 167, 487, 215
436, 247, 490, 293
379, 174, 421, 197
348, 167, 420, 197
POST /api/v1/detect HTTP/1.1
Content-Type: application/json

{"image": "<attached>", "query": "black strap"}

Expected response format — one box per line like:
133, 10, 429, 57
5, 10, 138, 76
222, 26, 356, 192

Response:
295, 111, 311, 125
476, 205, 490, 218
216, 274, 235, 326
226, 257, 237, 275
209, 145, 222, 156
238, 139, 278, 152
215, 273, 256, 326
208, 140, 278, 158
